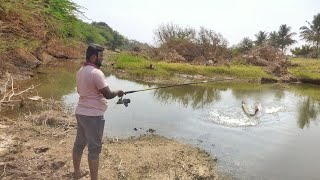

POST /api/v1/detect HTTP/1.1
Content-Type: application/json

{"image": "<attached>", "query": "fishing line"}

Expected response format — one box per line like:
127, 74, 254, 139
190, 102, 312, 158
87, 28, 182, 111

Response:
124, 78, 234, 95
117, 78, 234, 107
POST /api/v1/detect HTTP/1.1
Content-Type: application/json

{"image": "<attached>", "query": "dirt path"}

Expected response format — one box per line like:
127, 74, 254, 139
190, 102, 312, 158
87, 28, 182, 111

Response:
0, 106, 223, 179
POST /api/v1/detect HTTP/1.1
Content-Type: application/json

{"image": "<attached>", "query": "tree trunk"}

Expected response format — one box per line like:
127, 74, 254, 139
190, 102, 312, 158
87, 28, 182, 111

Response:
317, 40, 319, 59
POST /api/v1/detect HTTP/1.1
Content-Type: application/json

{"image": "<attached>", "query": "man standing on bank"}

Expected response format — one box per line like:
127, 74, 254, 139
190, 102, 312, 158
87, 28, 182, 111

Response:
73, 44, 124, 180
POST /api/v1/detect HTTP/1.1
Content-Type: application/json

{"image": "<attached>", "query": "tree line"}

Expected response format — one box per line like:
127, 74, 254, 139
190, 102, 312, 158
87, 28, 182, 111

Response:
228, 13, 320, 58
154, 13, 320, 59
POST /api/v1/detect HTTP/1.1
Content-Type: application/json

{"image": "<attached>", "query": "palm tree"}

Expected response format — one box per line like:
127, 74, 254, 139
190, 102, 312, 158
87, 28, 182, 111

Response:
300, 13, 320, 58
268, 31, 279, 48
254, 31, 268, 46
277, 24, 296, 52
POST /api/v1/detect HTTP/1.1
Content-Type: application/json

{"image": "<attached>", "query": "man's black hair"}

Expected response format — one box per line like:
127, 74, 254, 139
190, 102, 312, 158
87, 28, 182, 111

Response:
86, 44, 104, 61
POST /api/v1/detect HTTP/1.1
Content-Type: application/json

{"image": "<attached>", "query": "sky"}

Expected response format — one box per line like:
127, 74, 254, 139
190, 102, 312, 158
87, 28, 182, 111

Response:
72, 0, 319, 47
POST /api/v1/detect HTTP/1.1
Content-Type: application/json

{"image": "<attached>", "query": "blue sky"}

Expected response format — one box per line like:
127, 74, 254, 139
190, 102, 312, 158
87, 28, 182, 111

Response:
72, 0, 319, 47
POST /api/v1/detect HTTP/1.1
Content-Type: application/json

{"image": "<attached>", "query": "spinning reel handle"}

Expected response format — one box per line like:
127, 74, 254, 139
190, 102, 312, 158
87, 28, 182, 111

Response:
116, 97, 131, 107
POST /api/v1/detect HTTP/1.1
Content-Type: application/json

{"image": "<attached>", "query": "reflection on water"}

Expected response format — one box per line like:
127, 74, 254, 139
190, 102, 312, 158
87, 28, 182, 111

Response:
19, 62, 79, 99
290, 84, 320, 129
298, 97, 319, 129
1, 62, 80, 117
153, 85, 221, 109
291, 84, 320, 101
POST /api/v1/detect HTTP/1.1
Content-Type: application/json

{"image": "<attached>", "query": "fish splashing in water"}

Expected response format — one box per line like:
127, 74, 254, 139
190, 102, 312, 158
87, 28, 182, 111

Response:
241, 101, 262, 117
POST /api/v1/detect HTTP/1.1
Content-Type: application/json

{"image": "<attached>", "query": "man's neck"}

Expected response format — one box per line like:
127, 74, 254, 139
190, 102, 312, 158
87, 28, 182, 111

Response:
84, 62, 99, 69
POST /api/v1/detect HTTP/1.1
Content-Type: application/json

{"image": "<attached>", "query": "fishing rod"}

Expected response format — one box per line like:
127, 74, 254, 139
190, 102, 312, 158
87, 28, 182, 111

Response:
117, 78, 234, 107
124, 78, 234, 94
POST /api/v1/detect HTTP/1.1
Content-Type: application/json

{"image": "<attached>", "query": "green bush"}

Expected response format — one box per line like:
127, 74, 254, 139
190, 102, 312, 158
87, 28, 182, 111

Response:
0, 0, 134, 52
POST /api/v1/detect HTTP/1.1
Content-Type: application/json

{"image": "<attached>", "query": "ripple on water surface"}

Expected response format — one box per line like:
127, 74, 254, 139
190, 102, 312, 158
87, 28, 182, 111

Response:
207, 104, 287, 128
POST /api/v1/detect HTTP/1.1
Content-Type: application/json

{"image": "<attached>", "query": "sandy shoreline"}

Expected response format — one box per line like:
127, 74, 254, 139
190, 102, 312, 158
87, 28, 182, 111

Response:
0, 104, 225, 179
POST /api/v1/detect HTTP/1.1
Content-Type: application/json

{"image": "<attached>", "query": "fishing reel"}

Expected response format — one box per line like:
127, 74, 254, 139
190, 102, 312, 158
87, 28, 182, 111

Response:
117, 97, 131, 107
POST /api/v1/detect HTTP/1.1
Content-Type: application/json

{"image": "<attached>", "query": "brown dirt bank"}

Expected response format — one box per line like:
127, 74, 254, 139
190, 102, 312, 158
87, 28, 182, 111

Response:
0, 40, 85, 83
0, 103, 227, 179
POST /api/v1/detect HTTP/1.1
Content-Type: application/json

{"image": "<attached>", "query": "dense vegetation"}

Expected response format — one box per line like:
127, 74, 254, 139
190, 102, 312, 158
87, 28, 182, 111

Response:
0, 0, 148, 77
0, 0, 138, 52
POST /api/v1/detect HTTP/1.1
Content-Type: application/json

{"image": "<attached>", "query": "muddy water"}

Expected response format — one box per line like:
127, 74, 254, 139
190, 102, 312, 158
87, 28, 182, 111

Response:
21, 64, 320, 180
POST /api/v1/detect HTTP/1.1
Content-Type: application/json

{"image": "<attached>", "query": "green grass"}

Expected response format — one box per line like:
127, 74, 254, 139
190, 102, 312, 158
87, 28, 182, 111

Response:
289, 58, 320, 80
110, 53, 272, 80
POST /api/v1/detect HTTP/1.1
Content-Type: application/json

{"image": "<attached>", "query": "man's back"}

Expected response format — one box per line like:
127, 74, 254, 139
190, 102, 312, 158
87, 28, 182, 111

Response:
75, 65, 108, 116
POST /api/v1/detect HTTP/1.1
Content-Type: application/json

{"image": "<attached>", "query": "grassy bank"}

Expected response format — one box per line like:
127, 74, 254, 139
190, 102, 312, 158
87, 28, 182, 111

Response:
106, 54, 320, 85
289, 58, 320, 80
0, 0, 125, 51
0, 0, 131, 79
106, 53, 273, 83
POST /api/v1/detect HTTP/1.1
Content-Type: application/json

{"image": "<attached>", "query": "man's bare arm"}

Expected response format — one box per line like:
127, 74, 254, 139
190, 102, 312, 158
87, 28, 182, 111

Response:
99, 86, 124, 99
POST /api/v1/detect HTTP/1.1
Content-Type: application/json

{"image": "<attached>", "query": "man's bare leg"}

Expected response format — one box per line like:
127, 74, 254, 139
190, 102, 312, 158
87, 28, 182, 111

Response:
88, 158, 99, 180
73, 151, 82, 179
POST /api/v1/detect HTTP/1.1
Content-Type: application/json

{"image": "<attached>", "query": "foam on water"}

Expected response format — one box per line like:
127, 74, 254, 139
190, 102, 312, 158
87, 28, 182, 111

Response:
206, 103, 287, 127
208, 108, 260, 127
264, 106, 286, 114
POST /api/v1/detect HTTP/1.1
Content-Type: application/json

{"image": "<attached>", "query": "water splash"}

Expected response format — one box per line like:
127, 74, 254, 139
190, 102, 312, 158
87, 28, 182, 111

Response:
241, 101, 262, 117
208, 108, 260, 127
264, 106, 286, 114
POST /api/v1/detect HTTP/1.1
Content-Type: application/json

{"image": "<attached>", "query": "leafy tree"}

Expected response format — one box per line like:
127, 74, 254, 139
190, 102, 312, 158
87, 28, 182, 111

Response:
91, 21, 137, 51
229, 45, 241, 57
120, 39, 151, 51
44, 0, 83, 38
237, 37, 254, 53
197, 27, 228, 60
154, 23, 196, 45
91, 22, 113, 43
197, 27, 227, 46
291, 45, 315, 57
254, 31, 268, 46
277, 24, 296, 52
110, 31, 125, 51
300, 13, 320, 58
92, 21, 112, 31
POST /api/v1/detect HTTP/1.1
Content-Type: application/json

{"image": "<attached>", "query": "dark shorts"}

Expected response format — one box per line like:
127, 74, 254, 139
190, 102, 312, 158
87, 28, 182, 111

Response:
73, 114, 105, 160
